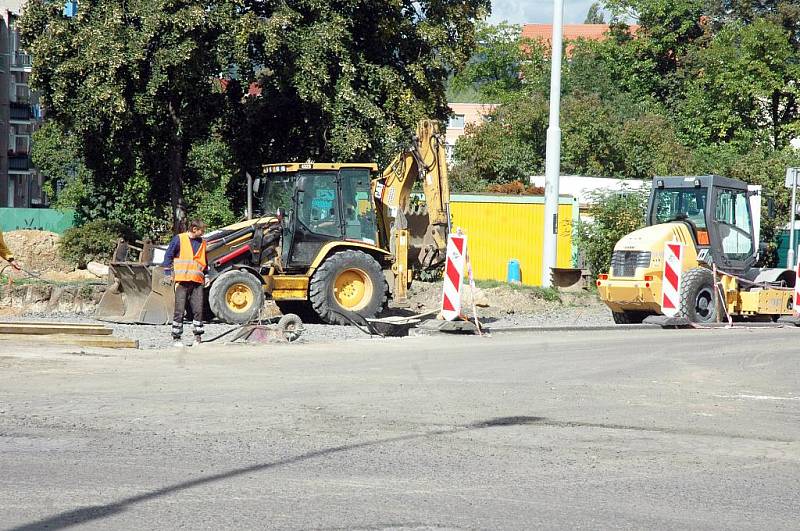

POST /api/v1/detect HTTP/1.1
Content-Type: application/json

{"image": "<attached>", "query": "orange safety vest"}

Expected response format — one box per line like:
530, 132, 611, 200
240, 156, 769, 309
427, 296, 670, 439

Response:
173, 233, 207, 284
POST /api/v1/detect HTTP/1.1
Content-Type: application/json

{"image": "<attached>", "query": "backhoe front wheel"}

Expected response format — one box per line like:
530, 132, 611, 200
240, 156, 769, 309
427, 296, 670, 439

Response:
679, 267, 718, 324
309, 250, 388, 325
209, 270, 265, 324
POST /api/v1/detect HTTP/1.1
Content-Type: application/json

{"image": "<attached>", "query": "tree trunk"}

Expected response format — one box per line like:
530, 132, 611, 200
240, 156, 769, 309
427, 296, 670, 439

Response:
168, 101, 187, 234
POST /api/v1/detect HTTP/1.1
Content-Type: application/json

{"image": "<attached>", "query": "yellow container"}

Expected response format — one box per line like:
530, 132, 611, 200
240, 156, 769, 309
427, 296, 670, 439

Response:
449, 194, 578, 286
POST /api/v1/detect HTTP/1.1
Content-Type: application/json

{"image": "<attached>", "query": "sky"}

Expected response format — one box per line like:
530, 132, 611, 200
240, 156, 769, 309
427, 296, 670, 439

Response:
489, 0, 599, 25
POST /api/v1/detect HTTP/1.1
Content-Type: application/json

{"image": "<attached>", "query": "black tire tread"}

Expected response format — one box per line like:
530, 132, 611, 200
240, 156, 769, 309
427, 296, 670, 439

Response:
208, 270, 265, 324
309, 250, 388, 325
678, 267, 717, 323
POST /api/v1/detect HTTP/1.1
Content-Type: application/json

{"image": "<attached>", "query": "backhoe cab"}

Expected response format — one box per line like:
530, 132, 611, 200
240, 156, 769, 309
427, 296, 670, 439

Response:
598, 175, 795, 324
257, 162, 392, 324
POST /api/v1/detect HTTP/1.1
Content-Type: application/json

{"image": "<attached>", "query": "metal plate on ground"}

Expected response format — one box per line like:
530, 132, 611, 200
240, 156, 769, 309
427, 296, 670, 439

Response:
417, 319, 478, 334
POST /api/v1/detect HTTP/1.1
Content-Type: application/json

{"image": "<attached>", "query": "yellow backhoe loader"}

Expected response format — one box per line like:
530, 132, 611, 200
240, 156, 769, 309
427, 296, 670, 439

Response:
96, 120, 450, 325
597, 175, 795, 324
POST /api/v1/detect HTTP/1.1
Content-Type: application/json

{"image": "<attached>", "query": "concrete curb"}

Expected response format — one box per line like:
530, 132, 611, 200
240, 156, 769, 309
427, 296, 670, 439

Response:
483, 324, 662, 334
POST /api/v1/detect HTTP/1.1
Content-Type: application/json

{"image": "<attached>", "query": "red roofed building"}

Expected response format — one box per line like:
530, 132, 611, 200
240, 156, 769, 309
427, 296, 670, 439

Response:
522, 23, 639, 54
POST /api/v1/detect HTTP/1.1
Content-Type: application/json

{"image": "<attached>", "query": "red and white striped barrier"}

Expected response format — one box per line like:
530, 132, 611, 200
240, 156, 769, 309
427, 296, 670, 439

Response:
441, 233, 467, 321
661, 241, 684, 317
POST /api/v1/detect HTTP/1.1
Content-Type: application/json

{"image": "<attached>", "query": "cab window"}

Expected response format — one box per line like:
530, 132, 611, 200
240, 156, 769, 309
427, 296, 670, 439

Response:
340, 168, 377, 244
652, 188, 708, 229
715, 189, 753, 261
297, 172, 341, 237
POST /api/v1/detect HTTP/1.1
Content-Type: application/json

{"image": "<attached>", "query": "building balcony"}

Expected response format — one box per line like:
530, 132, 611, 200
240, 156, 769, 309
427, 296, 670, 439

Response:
8, 154, 30, 171
11, 53, 32, 69
9, 102, 33, 121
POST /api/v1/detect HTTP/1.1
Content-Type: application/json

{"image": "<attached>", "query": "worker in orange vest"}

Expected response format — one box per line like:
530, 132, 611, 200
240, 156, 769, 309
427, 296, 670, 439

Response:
0, 229, 20, 271
163, 219, 207, 347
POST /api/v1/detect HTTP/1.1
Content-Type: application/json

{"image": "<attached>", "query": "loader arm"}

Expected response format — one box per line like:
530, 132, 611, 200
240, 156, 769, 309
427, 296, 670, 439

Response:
373, 120, 451, 302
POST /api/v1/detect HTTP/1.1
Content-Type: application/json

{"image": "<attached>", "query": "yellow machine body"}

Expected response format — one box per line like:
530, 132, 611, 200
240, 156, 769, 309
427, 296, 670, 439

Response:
98, 123, 450, 325
598, 175, 795, 323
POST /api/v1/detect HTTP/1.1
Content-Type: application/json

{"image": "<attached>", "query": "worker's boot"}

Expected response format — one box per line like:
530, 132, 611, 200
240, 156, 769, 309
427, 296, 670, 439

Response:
172, 321, 184, 348
192, 320, 204, 347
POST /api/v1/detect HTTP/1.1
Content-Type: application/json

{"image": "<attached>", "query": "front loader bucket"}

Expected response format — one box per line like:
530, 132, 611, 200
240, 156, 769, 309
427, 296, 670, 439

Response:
96, 263, 175, 325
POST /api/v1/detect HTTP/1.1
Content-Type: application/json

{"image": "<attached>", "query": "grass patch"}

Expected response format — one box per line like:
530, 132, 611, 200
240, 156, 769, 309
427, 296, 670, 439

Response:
473, 279, 561, 302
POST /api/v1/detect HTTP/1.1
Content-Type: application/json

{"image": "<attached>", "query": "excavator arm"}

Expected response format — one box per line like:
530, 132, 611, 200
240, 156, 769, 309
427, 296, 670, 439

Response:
372, 120, 451, 302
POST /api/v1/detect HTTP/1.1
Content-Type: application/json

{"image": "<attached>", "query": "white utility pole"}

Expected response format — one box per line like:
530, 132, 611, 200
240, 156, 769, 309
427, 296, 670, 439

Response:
787, 168, 799, 268
542, 0, 564, 288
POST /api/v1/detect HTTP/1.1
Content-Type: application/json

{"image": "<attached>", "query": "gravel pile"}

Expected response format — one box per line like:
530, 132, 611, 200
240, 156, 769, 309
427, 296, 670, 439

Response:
6, 312, 371, 349
486, 304, 614, 328
7, 290, 615, 349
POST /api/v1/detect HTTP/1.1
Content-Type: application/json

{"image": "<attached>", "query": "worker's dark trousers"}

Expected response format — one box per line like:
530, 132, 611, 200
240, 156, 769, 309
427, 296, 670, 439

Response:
172, 281, 204, 340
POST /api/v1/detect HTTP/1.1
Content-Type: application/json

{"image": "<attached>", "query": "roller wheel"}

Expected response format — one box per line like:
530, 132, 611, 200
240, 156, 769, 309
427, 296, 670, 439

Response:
679, 267, 718, 324
209, 270, 265, 324
309, 250, 388, 325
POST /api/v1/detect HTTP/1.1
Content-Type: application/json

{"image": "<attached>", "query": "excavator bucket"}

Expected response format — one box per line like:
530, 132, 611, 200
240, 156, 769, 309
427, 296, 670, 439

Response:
404, 203, 448, 270
95, 239, 175, 325
96, 263, 175, 325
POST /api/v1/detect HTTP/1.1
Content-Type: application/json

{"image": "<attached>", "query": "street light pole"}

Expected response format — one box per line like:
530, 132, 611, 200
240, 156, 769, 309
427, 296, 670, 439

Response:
789, 169, 797, 268
542, 0, 564, 288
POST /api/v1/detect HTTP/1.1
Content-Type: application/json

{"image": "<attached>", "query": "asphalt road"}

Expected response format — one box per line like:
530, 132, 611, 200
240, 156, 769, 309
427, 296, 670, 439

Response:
1, 327, 799, 530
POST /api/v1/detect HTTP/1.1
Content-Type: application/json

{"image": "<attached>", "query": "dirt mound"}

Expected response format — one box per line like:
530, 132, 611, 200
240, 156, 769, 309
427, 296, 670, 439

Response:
407, 280, 603, 318
2, 230, 73, 274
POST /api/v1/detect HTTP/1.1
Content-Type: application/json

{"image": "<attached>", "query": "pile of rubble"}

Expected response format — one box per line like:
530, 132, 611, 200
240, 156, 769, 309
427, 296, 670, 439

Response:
1, 230, 99, 282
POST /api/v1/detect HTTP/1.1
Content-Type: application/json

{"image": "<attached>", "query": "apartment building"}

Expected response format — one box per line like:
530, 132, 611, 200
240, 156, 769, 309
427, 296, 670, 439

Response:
0, 1, 45, 208
444, 102, 497, 164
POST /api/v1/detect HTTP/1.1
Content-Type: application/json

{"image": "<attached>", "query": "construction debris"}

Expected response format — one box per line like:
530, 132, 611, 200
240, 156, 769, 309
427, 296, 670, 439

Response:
0, 322, 113, 336
0, 320, 138, 349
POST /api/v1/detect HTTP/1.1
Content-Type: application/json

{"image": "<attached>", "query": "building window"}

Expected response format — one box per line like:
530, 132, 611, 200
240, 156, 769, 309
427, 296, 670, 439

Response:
9, 123, 32, 155
448, 114, 465, 129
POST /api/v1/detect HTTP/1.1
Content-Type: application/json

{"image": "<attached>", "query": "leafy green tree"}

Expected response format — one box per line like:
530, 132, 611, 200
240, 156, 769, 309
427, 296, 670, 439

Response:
29, 122, 90, 210
20, 0, 237, 233
585, 2, 606, 23
449, 94, 549, 190
226, 0, 490, 172
676, 18, 800, 150
561, 93, 691, 179
574, 187, 649, 277
21, 0, 489, 233
185, 134, 239, 229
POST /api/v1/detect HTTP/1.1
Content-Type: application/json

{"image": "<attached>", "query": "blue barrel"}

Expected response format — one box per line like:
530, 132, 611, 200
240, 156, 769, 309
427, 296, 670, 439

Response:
507, 259, 522, 284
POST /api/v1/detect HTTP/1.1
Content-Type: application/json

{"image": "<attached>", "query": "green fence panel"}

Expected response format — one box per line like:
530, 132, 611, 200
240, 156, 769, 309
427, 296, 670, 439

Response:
0, 208, 76, 234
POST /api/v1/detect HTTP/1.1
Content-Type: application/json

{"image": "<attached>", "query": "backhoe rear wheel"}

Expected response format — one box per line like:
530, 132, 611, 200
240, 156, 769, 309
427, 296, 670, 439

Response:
309, 250, 388, 325
209, 270, 265, 324
679, 267, 718, 324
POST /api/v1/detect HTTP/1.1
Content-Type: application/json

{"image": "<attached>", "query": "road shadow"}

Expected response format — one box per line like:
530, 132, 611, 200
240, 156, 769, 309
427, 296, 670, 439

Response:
8, 416, 542, 531
10, 414, 788, 530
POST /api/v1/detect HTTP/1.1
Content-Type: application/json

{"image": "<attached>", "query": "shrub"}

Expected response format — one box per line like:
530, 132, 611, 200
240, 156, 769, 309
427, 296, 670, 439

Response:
59, 219, 133, 268
573, 187, 649, 278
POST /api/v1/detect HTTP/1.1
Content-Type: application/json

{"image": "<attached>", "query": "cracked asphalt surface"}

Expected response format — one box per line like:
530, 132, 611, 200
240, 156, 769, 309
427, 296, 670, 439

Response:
1, 327, 799, 530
